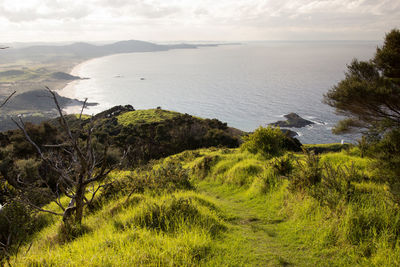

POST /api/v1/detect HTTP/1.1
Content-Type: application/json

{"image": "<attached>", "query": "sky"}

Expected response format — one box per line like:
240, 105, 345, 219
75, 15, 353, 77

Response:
0, 0, 399, 42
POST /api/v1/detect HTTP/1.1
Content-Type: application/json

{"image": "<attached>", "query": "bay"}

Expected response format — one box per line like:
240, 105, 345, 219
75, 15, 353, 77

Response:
60, 41, 378, 144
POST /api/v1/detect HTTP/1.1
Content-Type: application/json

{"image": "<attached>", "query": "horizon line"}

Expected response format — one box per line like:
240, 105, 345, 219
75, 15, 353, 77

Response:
2, 39, 381, 45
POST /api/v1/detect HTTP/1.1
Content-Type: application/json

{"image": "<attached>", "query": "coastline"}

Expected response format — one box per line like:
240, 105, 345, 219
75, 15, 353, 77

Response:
56, 59, 91, 99
56, 58, 100, 114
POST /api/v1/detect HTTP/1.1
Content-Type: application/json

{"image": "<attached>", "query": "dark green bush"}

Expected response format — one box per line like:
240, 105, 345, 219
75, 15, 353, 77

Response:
0, 202, 31, 250
367, 129, 400, 203
203, 129, 238, 148
0, 200, 49, 262
372, 129, 400, 181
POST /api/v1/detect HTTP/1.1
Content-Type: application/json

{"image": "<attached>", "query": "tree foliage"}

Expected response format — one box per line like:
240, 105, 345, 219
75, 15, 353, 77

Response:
324, 29, 400, 134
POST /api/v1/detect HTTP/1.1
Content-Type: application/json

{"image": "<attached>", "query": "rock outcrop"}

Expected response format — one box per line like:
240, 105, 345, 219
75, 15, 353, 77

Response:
280, 129, 298, 138
270, 113, 314, 128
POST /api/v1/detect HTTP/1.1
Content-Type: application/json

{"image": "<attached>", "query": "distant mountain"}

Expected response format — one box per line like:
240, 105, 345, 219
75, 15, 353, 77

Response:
1, 40, 223, 63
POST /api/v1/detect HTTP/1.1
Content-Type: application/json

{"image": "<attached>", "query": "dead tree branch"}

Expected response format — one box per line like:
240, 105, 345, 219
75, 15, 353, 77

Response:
0, 91, 16, 109
11, 87, 125, 225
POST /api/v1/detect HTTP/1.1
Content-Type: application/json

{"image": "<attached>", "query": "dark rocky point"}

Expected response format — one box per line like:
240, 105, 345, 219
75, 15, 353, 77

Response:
51, 72, 84, 80
4, 89, 97, 111
280, 129, 298, 138
269, 113, 314, 128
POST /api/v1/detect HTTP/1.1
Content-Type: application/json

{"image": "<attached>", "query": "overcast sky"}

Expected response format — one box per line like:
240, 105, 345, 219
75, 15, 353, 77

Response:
0, 0, 399, 42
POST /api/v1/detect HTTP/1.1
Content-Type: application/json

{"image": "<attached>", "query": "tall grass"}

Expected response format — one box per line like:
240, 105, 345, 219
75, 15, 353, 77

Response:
188, 147, 400, 266
11, 191, 225, 266
9, 146, 400, 266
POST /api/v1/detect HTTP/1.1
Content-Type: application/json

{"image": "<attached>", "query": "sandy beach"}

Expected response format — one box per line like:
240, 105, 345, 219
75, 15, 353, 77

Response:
56, 59, 89, 99
55, 58, 101, 114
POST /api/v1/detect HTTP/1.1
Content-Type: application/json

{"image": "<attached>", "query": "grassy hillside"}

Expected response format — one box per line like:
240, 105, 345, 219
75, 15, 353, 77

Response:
116, 109, 181, 126
7, 142, 400, 266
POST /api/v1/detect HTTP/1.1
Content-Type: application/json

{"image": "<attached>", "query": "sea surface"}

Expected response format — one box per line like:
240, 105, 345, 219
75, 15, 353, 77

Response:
60, 41, 379, 144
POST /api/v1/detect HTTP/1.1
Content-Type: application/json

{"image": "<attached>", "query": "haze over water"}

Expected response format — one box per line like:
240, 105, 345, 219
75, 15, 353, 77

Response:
61, 41, 378, 144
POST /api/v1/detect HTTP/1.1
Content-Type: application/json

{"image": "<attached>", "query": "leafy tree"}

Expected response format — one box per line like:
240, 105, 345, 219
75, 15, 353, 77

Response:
325, 29, 400, 195
324, 29, 400, 134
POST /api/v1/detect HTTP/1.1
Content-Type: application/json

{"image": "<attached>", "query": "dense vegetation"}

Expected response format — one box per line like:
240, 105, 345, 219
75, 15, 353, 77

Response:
2, 129, 400, 266
0, 106, 250, 261
1, 29, 400, 266
0, 107, 399, 266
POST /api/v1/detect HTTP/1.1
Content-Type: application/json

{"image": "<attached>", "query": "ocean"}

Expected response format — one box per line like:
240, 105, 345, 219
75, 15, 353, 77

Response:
60, 41, 379, 144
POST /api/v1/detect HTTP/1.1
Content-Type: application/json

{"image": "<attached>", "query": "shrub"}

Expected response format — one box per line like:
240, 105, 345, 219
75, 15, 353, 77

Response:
0, 202, 31, 254
372, 129, 400, 181
14, 159, 41, 184
309, 163, 356, 209
357, 136, 369, 158
203, 129, 239, 148
289, 150, 360, 209
149, 160, 193, 192
272, 154, 294, 176
0, 201, 49, 262
241, 126, 287, 158
289, 149, 322, 192
102, 161, 193, 204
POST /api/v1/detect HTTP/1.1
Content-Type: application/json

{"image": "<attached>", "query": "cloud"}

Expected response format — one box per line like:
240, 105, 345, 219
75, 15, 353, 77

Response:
0, 0, 91, 22
0, 0, 181, 22
0, 0, 398, 41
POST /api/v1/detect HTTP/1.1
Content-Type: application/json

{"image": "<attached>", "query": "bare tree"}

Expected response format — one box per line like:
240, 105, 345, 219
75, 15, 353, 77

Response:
11, 87, 126, 225
0, 91, 16, 109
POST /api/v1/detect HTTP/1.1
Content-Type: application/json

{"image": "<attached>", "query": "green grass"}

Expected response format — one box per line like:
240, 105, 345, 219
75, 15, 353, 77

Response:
12, 191, 226, 266
0, 67, 50, 82
73, 114, 92, 120
116, 109, 181, 126
8, 146, 400, 266
304, 143, 352, 153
